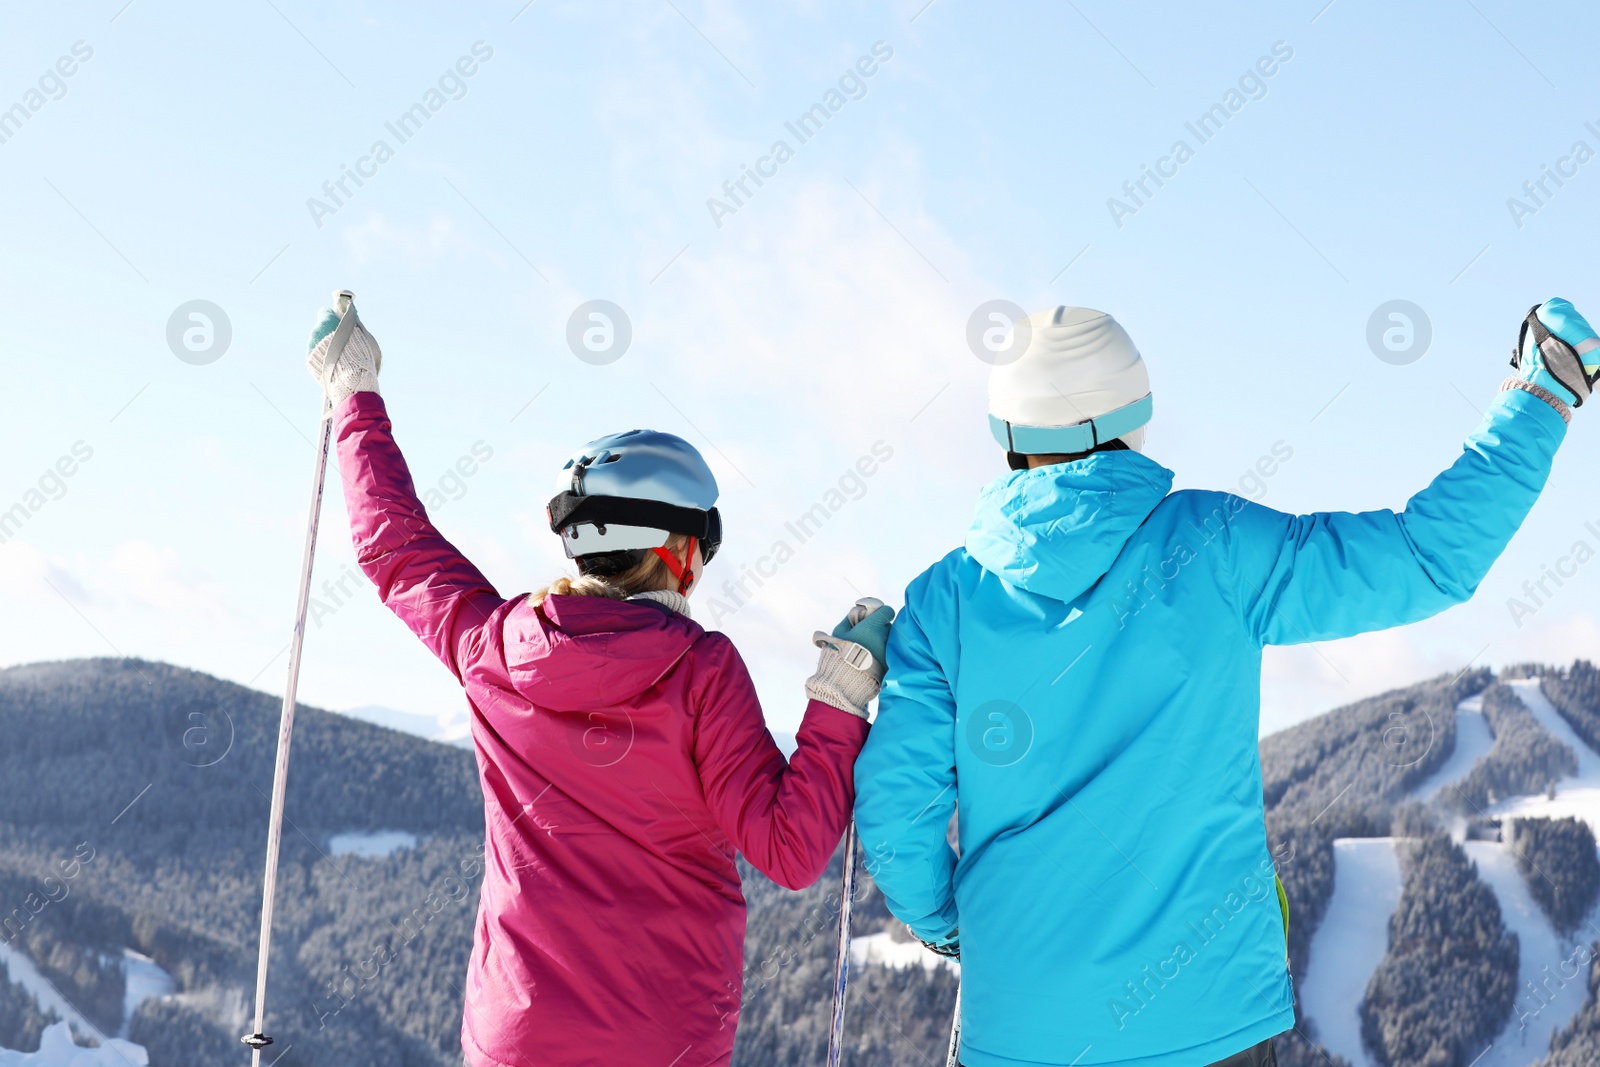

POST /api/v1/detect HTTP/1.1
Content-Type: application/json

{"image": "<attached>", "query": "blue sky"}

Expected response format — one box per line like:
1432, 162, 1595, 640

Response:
1, 0, 1597, 739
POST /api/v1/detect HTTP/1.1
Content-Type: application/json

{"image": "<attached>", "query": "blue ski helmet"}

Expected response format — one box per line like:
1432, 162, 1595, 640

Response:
545, 429, 722, 567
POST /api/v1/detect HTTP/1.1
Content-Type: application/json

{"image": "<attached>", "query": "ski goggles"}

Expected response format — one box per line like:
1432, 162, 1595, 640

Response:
546, 492, 723, 564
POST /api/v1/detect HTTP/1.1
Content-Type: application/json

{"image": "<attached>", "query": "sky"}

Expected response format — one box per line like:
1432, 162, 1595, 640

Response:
0, 0, 1597, 740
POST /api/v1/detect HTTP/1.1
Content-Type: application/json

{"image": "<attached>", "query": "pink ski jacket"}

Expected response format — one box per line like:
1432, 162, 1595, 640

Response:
333, 394, 869, 1067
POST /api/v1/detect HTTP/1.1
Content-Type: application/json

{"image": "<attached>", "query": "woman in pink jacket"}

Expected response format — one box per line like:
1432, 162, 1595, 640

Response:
305, 300, 893, 1067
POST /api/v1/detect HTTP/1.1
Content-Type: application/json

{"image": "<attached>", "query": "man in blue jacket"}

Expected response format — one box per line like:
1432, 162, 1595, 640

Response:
853, 301, 1597, 1067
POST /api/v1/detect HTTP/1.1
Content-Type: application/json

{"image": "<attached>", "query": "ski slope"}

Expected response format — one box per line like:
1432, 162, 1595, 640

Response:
850, 931, 958, 974
117, 951, 173, 1040
1296, 838, 1402, 1067
1297, 682, 1600, 1067
1491, 678, 1600, 840
1409, 693, 1494, 804
328, 830, 418, 858
1463, 840, 1595, 1067
0, 1023, 144, 1067
0, 944, 155, 1064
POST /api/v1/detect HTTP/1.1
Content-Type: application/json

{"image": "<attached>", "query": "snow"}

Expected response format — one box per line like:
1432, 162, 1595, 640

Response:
1295, 838, 1402, 1067
1410, 693, 1494, 803
1509, 679, 1600, 780
1489, 679, 1600, 842
117, 951, 172, 1040
1293, 679, 1600, 1067
849, 931, 958, 975
0, 944, 152, 1065
1462, 840, 1597, 1067
0, 1023, 146, 1066
1462, 677, 1600, 1065
328, 830, 417, 858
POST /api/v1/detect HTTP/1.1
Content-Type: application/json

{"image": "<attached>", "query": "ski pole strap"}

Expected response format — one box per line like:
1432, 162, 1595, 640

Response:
989, 393, 1153, 455
319, 299, 363, 403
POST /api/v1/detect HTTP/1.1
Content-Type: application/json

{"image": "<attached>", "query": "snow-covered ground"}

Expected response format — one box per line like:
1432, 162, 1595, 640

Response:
0, 943, 154, 1064
0, 1023, 145, 1067
1490, 678, 1600, 841
1296, 838, 1402, 1067
849, 931, 958, 975
1464, 840, 1596, 1067
328, 830, 418, 857
1296, 681, 1600, 1067
1410, 693, 1494, 803
117, 951, 172, 1040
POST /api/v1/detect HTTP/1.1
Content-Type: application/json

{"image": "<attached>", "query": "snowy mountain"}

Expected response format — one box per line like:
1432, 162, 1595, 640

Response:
1265, 666, 1600, 1067
0, 1022, 147, 1067
7, 657, 1600, 1066
0, 658, 483, 1066
0, 659, 949, 1067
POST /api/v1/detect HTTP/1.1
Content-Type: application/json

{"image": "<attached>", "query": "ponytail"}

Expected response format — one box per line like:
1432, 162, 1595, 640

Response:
533, 534, 686, 607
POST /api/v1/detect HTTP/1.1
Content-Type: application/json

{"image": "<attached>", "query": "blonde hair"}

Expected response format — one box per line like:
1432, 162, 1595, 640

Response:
534, 534, 687, 606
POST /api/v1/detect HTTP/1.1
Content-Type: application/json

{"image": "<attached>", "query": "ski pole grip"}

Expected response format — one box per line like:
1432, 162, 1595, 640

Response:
320, 291, 361, 396
848, 597, 885, 626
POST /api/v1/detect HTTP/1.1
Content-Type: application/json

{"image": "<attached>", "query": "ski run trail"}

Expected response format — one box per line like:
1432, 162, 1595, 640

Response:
1297, 838, 1404, 1067
5, 682, 1596, 1064
0, 944, 166, 1064
850, 931, 959, 975
1299, 679, 1600, 1067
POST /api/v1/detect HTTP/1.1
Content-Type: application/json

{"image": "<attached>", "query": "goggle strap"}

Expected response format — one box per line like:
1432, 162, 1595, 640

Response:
652, 538, 698, 595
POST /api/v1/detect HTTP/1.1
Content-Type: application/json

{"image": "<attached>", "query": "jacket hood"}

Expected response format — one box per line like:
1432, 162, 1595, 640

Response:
965, 451, 1174, 603
502, 594, 701, 711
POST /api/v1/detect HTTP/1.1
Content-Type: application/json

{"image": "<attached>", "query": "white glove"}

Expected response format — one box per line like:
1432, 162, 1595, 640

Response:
305, 290, 382, 408
805, 597, 895, 720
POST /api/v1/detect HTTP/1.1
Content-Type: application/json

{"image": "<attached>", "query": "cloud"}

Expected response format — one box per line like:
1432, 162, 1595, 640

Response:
631, 173, 993, 724
105, 540, 233, 622
1491, 609, 1600, 675
1259, 630, 1466, 737
0, 541, 89, 604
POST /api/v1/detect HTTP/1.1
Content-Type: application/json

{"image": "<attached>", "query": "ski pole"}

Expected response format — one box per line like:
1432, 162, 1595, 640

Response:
827, 820, 860, 1067
822, 597, 884, 1067
944, 984, 961, 1067
242, 290, 361, 1062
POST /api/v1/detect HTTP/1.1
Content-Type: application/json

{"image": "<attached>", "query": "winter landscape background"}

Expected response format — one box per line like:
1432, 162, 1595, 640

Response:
8, 657, 1600, 1066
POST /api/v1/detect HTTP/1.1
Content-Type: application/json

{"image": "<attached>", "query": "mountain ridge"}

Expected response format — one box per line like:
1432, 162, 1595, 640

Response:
2, 658, 1600, 1066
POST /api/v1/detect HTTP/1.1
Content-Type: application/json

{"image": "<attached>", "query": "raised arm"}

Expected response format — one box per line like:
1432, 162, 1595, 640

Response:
1229, 299, 1593, 646
306, 301, 504, 678
851, 580, 960, 946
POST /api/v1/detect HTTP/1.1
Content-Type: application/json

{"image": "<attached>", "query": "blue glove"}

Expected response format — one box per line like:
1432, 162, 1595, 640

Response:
830, 599, 896, 668
1513, 297, 1600, 408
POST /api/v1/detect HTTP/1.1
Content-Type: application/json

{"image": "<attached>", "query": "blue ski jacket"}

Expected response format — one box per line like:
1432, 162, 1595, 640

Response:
853, 387, 1565, 1067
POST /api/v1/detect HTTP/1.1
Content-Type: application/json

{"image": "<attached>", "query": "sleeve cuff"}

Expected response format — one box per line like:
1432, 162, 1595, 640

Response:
341, 390, 387, 417
1501, 376, 1572, 424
